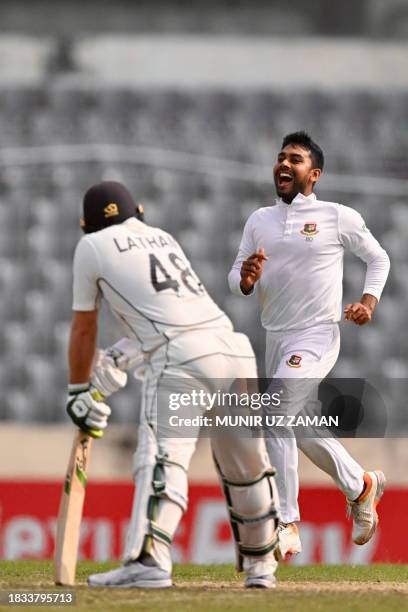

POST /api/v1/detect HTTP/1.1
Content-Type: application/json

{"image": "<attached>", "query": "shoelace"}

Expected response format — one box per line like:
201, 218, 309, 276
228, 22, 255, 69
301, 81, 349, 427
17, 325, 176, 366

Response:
278, 522, 289, 531
346, 501, 372, 523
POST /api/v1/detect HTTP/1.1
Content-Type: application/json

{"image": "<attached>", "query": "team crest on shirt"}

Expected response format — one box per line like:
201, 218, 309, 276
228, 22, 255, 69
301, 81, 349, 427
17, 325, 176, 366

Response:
286, 354, 302, 368
301, 222, 319, 236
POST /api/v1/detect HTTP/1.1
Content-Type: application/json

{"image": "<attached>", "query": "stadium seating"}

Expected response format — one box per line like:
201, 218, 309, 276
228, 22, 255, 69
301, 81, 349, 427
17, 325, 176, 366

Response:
0, 82, 406, 422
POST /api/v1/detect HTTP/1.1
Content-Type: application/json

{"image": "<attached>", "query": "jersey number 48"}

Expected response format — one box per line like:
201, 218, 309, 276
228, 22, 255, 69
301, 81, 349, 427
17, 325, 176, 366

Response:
149, 252, 204, 297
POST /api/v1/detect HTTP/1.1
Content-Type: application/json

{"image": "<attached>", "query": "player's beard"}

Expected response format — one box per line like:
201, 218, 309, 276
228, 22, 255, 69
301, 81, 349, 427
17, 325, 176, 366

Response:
275, 176, 309, 204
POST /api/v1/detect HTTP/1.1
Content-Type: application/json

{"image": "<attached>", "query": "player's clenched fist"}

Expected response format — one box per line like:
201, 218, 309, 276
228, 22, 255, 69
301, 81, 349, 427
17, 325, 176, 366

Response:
66, 383, 111, 438
344, 293, 377, 326
344, 302, 372, 325
240, 248, 268, 295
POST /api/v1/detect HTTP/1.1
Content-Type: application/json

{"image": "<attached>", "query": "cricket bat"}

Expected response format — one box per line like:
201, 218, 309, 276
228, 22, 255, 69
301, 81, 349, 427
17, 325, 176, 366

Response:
54, 429, 93, 585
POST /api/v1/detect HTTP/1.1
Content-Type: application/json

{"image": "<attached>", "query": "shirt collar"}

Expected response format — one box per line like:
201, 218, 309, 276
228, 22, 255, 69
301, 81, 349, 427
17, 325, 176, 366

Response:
124, 217, 148, 231
276, 192, 317, 207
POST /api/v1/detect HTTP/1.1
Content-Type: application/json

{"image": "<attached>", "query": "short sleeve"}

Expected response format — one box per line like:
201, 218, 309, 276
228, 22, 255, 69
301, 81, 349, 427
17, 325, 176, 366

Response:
72, 237, 101, 311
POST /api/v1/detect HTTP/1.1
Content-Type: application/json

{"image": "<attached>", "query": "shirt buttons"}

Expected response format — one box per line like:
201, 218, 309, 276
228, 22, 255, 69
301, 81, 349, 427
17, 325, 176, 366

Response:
283, 210, 293, 235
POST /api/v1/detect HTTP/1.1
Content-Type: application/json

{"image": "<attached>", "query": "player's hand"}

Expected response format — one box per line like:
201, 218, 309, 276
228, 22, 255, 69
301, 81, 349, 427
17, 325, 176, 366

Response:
344, 302, 373, 326
66, 384, 111, 438
240, 248, 268, 294
91, 349, 128, 398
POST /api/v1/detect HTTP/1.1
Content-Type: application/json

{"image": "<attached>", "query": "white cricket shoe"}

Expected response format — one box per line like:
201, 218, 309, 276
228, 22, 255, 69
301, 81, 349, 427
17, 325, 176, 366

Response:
347, 470, 386, 545
244, 557, 278, 589
274, 522, 302, 561
88, 561, 172, 589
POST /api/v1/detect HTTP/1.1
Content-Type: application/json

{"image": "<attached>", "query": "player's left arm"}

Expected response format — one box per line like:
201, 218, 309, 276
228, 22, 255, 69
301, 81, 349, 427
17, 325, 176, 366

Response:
66, 238, 111, 437
344, 293, 377, 326
69, 237, 101, 383
338, 205, 390, 326
69, 310, 98, 384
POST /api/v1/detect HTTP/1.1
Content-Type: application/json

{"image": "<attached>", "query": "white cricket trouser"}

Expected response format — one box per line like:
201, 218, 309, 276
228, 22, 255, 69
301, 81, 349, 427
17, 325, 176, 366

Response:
264, 323, 365, 523
125, 328, 279, 572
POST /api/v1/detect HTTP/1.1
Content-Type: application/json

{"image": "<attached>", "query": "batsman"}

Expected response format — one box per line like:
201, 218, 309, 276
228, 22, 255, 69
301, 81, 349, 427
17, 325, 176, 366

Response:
66, 181, 280, 589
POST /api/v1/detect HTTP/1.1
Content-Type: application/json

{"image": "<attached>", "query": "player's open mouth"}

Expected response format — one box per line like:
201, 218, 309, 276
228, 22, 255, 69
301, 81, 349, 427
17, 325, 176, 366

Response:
277, 172, 294, 188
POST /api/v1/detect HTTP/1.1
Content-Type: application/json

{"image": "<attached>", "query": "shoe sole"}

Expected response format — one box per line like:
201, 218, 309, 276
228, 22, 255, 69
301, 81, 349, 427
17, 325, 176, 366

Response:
273, 543, 302, 561
88, 578, 173, 589
245, 579, 276, 589
354, 470, 386, 546
274, 530, 302, 562
274, 545, 302, 562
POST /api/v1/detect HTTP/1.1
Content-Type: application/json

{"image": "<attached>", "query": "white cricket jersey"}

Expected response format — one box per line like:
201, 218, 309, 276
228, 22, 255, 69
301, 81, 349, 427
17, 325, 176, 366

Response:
73, 218, 232, 351
228, 192, 390, 332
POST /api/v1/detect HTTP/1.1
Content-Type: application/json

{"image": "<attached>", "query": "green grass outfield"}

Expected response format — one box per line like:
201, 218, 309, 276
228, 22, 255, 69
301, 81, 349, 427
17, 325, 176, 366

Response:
0, 561, 407, 612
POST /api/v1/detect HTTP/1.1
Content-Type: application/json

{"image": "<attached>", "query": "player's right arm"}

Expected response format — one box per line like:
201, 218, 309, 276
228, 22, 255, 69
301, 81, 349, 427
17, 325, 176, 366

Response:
228, 213, 268, 296
239, 248, 268, 294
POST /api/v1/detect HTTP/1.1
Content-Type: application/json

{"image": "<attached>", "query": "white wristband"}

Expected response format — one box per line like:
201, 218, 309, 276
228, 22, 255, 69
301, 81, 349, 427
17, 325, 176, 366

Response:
68, 383, 89, 394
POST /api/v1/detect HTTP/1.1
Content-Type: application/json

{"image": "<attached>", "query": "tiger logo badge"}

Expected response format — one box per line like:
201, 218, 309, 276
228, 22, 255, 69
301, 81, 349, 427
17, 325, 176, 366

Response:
300, 222, 319, 236
286, 354, 302, 368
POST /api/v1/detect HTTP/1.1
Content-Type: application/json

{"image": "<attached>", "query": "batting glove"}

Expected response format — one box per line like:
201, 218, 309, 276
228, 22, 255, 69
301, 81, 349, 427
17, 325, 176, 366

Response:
66, 383, 111, 438
104, 337, 145, 371
91, 349, 128, 398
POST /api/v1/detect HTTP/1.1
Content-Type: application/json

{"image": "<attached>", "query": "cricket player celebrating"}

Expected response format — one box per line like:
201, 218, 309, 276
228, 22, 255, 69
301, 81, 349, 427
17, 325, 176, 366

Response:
66, 181, 280, 589
228, 132, 390, 560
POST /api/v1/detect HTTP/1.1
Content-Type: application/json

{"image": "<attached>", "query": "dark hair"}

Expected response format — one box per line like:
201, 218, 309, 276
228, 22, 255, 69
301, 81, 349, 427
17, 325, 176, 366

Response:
281, 131, 324, 170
